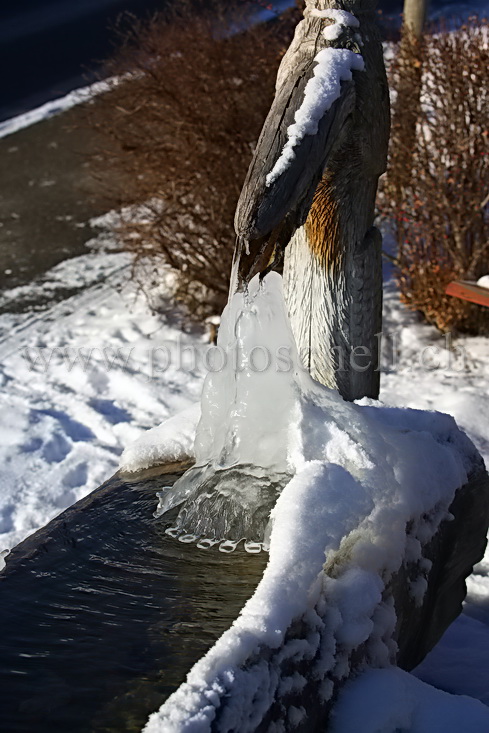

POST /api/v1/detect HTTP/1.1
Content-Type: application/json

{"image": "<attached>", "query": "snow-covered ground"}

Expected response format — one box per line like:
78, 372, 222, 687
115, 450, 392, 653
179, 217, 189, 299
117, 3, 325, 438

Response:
380, 285, 489, 713
0, 216, 206, 550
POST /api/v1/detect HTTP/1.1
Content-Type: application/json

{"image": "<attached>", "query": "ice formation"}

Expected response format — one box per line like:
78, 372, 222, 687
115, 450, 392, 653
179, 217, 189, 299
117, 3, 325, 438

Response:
153, 273, 301, 551
130, 272, 477, 557
265, 11, 364, 187
144, 354, 478, 730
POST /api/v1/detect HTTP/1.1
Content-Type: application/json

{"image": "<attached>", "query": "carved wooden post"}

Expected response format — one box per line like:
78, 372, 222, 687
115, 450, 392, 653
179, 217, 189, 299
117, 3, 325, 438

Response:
233, 0, 390, 401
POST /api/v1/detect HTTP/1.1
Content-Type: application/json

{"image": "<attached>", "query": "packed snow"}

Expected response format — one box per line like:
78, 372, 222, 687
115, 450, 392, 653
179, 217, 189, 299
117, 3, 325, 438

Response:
0, 215, 206, 551
330, 667, 489, 733
120, 402, 201, 472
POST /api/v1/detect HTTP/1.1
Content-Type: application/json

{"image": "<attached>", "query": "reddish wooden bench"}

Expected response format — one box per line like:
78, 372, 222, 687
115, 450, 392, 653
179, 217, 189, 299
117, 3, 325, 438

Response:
445, 281, 489, 308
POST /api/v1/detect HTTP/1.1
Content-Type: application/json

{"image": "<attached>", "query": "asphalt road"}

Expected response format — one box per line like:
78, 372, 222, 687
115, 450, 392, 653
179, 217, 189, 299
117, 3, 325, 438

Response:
0, 103, 109, 295
0, 0, 168, 122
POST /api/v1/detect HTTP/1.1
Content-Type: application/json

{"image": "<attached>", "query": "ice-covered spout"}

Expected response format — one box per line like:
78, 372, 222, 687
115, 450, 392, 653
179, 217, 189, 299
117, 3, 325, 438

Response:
155, 273, 306, 551
196, 272, 301, 471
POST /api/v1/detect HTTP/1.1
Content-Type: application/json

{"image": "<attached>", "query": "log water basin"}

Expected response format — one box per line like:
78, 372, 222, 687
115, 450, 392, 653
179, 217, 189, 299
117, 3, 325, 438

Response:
0, 465, 267, 732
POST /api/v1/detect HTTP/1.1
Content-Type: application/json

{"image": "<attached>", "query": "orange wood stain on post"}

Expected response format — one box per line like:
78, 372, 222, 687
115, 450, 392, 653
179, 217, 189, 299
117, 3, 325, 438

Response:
305, 175, 341, 269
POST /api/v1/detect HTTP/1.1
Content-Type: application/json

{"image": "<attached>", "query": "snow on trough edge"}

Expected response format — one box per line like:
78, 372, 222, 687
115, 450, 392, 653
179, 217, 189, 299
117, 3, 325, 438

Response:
142, 401, 484, 732
120, 402, 201, 472
138, 274, 486, 732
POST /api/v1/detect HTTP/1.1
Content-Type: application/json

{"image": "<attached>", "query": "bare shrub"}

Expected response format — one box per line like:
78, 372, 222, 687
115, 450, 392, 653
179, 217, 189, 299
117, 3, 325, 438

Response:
379, 19, 489, 334
85, 3, 300, 320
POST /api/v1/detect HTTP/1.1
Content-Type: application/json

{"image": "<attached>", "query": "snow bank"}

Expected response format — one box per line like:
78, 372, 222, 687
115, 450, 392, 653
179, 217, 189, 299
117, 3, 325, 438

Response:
330, 666, 489, 733
143, 274, 479, 731
0, 78, 117, 140
414, 613, 489, 706
0, 221, 205, 552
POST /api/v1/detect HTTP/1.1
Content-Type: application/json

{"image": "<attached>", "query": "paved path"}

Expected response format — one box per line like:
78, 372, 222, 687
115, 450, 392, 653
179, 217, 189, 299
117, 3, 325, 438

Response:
0, 0, 166, 122
0, 105, 108, 294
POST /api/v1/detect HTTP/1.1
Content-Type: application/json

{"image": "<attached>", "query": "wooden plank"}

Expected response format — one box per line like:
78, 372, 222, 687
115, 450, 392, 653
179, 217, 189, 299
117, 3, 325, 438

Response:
445, 280, 489, 308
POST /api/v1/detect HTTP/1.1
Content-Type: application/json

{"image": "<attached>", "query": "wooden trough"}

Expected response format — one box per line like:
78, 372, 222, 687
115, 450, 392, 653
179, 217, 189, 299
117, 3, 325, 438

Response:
0, 455, 488, 732
2, 1, 488, 730
0, 464, 266, 733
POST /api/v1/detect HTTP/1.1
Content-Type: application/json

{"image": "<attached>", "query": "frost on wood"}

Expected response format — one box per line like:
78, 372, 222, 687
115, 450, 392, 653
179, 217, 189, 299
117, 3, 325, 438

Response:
265, 47, 364, 187
139, 273, 483, 732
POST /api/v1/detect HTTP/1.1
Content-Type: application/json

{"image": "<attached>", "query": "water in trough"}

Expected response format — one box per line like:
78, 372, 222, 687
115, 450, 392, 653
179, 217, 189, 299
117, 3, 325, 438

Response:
0, 468, 266, 732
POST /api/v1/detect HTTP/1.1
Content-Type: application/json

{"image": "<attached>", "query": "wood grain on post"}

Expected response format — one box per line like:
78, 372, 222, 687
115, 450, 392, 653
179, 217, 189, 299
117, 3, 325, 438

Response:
234, 0, 390, 401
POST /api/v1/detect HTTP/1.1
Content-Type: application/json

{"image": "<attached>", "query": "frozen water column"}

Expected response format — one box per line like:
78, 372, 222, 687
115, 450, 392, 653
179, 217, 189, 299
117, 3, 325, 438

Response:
233, 0, 390, 401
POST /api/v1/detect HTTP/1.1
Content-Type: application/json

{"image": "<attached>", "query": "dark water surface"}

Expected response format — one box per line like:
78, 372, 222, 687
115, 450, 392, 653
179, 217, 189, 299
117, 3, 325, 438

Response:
0, 467, 267, 732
